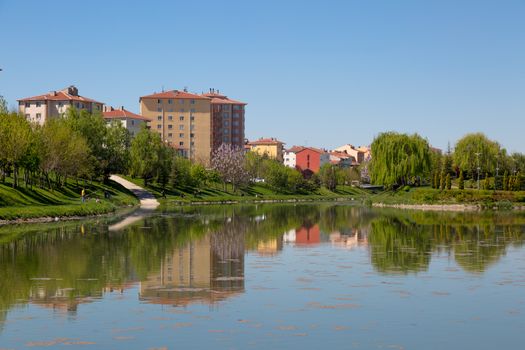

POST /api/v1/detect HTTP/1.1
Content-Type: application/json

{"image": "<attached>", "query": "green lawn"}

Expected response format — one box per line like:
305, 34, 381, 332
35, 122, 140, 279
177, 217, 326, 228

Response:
370, 186, 525, 207
120, 175, 367, 206
0, 177, 138, 221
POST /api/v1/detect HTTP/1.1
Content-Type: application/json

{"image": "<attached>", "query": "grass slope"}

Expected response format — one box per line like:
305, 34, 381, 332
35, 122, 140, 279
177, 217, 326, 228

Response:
371, 186, 525, 207
120, 175, 367, 205
0, 178, 138, 220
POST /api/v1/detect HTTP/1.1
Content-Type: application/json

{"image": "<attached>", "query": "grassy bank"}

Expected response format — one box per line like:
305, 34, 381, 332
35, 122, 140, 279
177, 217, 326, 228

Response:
120, 175, 367, 206
0, 178, 138, 221
370, 186, 525, 209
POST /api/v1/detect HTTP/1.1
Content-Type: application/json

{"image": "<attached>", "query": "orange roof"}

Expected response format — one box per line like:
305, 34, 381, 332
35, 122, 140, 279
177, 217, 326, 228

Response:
140, 90, 210, 100
203, 92, 247, 105
18, 90, 102, 104
330, 151, 355, 159
103, 108, 151, 121
248, 138, 285, 146
287, 146, 326, 154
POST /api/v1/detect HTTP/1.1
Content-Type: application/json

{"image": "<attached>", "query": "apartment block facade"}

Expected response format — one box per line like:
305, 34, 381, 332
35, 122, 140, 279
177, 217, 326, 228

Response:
202, 89, 246, 153
102, 106, 151, 137
140, 90, 212, 164
18, 86, 103, 125
140, 89, 246, 165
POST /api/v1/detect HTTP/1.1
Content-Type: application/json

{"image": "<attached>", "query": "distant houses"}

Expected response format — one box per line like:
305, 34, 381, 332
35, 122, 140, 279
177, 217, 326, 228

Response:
102, 106, 152, 137
18, 85, 103, 125
247, 138, 285, 162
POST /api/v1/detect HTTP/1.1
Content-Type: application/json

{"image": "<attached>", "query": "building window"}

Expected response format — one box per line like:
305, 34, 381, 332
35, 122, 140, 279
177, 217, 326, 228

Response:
191, 142, 195, 146
168, 133, 173, 138
233, 120, 239, 126
179, 141, 184, 146
168, 99, 173, 104
58, 102, 63, 107
180, 108, 184, 112
223, 136, 229, 142
223, 129, 229, 134
190, 108, 195, 113
168, 124, 173, 129
233, 112, 239, 118
95, 105, 100, 110
76, 102, 80, 108
223, 121, 229, 127
179, 116, 184, 121
168, 115, 173, 120
179, 125, 184, 130
179, 100, 184, 105
131, 120, 135, 125
190, 116, 195, 121
233, 105, 241, 110
157, 116, 162, 120
25, 102, 30, 107
36, 102, 41, 107
157, 125, 161, 129
190, 133, 194, 138
157, 107, 162, 112
223, 112, 229, 118
222, 104, 229, 109
36, 113, 41, 119
233, 129, 239, 134
190, 99, 195, 105
179, 133, 184, 138
157, 99, 161, 104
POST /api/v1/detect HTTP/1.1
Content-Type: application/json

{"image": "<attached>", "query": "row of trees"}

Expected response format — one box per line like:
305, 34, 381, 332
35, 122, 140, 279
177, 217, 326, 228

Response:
0, 106, 130, 189
370, 131, 525, 190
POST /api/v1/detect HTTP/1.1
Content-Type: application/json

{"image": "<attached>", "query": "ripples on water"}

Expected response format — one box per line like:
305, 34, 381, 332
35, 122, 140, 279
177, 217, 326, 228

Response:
1, 204, 524, 349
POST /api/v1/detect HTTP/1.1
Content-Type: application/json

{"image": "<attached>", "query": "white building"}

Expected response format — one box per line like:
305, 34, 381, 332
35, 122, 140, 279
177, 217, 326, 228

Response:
283, 150, 297, 168
18, 86, 103, 125
102, 106, 151, 137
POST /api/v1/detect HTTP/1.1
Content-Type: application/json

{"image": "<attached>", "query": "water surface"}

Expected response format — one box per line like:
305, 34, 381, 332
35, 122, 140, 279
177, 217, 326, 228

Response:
1, 204, 524, 349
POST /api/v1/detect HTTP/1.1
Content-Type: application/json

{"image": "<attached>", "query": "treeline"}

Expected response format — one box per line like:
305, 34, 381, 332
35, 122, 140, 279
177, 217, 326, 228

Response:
370, 131, 525, 190
0, 108, 130, 189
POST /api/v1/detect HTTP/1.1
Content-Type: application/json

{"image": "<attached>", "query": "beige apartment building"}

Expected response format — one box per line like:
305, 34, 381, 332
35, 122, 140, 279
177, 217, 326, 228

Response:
140, 90, 212, 164
18, 85, 103, 125
140, 89, 246, 165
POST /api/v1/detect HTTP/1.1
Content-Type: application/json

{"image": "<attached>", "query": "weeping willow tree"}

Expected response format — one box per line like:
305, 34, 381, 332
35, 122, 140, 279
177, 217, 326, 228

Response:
370, 132, 431, 188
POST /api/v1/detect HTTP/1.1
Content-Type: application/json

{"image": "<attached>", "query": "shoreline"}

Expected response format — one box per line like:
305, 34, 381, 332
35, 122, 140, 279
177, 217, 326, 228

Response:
373, 202, 525, 212
0, 205, 138, 226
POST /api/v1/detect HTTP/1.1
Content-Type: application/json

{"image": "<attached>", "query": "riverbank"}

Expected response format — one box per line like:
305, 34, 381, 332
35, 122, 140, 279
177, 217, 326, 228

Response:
370, 187, 525, 211
118, 175, 368, 208
0, 178, 139, 224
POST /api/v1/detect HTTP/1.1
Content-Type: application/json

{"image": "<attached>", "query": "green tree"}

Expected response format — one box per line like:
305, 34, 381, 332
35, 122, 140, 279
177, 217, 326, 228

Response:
458, 170, 464, 190
0, 96, 8, 114
483, 173, 490, 190
440, 170, 445, 190
104, 121, 131, 179
370, 132, 431, 188
130, 126, 162, 186
0, 113, 32, 187
503, 171, 509, 191
453, 133, 500, 179
446, 173, 451, 190
319, 163, 338, 191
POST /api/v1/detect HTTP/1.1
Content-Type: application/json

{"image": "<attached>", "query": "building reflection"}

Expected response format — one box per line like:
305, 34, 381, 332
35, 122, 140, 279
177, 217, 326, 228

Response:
139, 231, 245, 307
329, 228, 369, 250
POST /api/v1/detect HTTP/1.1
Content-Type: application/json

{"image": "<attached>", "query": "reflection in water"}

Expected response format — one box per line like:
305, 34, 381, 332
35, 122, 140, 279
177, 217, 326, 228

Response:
0, 204, 524, 328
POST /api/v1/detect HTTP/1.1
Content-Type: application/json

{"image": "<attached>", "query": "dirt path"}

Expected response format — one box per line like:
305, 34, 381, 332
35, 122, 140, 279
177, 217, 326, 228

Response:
109, 175, 159, 210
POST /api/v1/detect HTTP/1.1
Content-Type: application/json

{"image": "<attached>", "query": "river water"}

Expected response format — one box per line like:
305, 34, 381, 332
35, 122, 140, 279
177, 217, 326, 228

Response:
0, 204, 524, 349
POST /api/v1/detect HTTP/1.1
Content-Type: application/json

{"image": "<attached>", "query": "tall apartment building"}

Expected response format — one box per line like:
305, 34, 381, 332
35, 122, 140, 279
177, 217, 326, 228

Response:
18, 85, 103, 125
139, 90, 212, 164
201, 89, 246, 153
140, 88, 246, 165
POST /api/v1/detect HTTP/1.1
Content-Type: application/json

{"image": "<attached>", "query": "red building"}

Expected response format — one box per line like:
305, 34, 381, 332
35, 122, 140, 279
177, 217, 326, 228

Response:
292, 146, 330, 174
202, 89, 246, 153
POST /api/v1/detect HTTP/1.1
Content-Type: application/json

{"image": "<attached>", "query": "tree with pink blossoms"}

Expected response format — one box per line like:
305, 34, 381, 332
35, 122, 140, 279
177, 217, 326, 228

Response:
211, 144, 249, 192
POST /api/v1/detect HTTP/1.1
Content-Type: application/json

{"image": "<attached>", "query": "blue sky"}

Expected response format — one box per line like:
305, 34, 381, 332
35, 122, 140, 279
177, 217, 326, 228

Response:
1, 0, 523, 152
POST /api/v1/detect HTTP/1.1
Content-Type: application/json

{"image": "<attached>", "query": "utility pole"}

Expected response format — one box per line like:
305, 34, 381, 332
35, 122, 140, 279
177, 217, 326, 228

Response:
475, 152, 481, 190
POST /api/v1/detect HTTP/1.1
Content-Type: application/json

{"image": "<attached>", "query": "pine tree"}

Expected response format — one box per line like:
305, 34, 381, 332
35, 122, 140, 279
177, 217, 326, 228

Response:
458, 170, 464, 190
446, 173, 451, 190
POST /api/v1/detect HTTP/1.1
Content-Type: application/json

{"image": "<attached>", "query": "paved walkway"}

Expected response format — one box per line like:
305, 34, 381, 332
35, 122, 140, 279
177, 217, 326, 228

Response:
110, 175, 160, 210
108, 175, 160, 231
